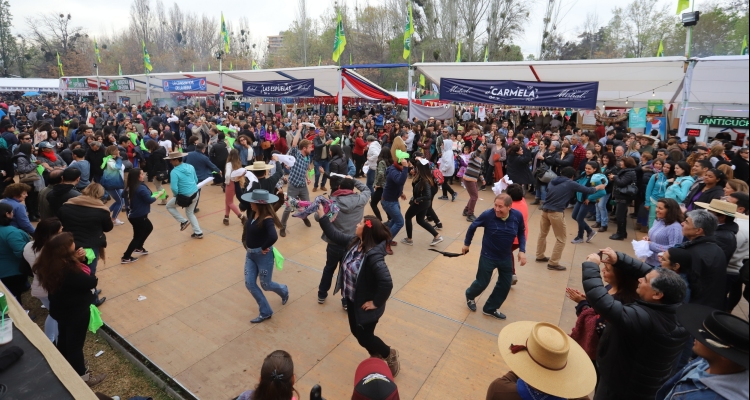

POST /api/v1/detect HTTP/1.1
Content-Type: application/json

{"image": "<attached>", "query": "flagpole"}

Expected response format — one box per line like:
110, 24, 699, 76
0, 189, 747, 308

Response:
95, 63, 102, 103
338, 67, 343, 121
219, 53, 224, 112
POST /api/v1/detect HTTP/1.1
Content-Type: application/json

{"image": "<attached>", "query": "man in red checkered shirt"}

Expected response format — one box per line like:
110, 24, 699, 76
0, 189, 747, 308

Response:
570, 130, 587, 170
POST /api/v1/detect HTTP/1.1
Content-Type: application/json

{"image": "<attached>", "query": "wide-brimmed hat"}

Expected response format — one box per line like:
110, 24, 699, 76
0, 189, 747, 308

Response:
163, 151, 188, 160
498, 321, 596, 398
240, 189, 279, 204
245, 161, 274, 171
677, 304, 748, 369
636, 133, 659, 143
695, 199, 744, 218
351, 358, 399, 400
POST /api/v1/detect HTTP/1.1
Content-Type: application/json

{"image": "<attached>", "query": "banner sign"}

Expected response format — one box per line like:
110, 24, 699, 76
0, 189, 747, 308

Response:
439, 78, 599, 109
242, 79, 314, 97
698, 115, 749, 128
61, 78, 90, 90
103, 78, 135, 91
647, 99, 664, 113
162, 77, 207, 92
629, 108, 647, 129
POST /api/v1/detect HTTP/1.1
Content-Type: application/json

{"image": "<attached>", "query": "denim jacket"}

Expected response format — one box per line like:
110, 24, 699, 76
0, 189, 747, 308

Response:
656, 358, 749, 400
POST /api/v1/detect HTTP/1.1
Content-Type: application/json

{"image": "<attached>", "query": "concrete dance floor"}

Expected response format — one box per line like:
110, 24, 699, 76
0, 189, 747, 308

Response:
95, 178, 746, 399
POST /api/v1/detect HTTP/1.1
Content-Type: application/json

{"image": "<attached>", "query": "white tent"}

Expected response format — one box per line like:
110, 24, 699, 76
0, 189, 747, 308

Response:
681, 56, 749, 105
0, 78, 60, 92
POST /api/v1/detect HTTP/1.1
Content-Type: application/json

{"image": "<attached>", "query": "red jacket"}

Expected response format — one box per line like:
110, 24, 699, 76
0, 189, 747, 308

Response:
353, 137, 367, 156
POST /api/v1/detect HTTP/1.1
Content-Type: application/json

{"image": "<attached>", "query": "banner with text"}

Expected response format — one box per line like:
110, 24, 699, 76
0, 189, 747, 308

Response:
61, 78, 91, 90
162, 77, 207, 92
439, 78, 599, 109
242, 79, 314, 98
103, 78, 135, 91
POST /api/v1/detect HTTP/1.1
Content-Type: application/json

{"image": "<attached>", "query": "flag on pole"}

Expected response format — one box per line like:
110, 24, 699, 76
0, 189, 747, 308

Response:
657, 40, 664, 57
676, 0, 690, 14
230, 61, 233, 71
118, 63, 122, 76
332, 10, 347, 62
456, 41, 461, 62
252, 60, 260, 70
221, 12, 230, 54
742, 35, 748, 55
419, 51, 425, 88
192, 63, 195, 72
57, 52, 64, 77
350, 52, 353, 65
94, 37, 101, 63
208, 63, 211, 71
318, 56, 322, 66
142, 40, 152, 73
403, 0, 414, 60
484, 45, 489, 62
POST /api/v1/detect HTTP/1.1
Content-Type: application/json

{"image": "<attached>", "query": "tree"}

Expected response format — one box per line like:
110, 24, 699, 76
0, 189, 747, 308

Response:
0, 0, 17, 76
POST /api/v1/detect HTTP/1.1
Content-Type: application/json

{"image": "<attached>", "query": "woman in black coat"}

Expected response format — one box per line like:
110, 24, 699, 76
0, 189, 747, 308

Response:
545, 142, 575, 175
144, 140, 169, 204
325, 145, 349, 192
608, 156, 638, 240
505, 144, 534, 186
315, 205, 400, 377
683, 168, 726, 211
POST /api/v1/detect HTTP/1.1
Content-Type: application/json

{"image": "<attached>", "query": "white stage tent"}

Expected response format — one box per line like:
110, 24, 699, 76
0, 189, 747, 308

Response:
0, 78, 60, 92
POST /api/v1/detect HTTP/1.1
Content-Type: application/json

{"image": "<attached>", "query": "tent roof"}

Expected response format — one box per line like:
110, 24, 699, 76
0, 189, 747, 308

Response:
415, 57, 690, 104
0, 78, 60, 92
686, 56, 748, 105
62, 66, 394, 99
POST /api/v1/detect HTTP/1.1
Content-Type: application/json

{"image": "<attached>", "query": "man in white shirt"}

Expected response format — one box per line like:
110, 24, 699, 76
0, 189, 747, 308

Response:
404, 124, 415, 152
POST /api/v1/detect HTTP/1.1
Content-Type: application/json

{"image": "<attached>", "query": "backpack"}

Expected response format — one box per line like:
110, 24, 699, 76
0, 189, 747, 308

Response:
430, 162, 444, 185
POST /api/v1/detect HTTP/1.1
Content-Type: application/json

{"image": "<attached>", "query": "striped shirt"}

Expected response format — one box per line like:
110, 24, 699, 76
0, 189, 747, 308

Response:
287, 146, 310, 188
464, 154, 484, 180
341, 247, 364, 302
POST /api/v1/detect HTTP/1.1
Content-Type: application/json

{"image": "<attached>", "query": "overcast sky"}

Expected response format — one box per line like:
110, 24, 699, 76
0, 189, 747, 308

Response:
11, 0, 690, 58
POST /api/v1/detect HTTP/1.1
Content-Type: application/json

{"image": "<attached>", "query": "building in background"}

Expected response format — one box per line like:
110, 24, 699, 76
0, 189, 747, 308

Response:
267, 34, 284, 55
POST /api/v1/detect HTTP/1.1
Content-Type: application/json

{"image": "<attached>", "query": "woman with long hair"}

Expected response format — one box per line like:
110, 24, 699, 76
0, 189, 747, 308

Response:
0, 202, 31, 302
237, 350, 299, 400
101, 145, 125, 225
608, 156, 638, 240
25, 217, 63, 342
724, 178, 749, 198
370, 147, 392, 221
223, 149, 246, 226
571, 161, 607, 244
33, 232, 106, 386
144, 140, 169, 204
234, 135, 254, 166
240, 190, 289, 324
13, 142, 43, 221
352, 130, 367, 178
315, 205, 399, 376
401, 160, 443, 246
593, 152, 618, 232
684, 168, 726, 211
644, 160, 674, 228
121, 168, 157, 264
664, 161, 695, 204
642, 198, 685, 267
463, 144, 487, 222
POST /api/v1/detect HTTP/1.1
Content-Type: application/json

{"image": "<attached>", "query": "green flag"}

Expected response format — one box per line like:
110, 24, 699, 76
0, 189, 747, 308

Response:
230, 61, 233, 71
208, 62, 211, 71
192, 63, 195, 72
456, 41, 461, 62
676, 0, 690, 14
252, 60, 260, 70
484, 45, 489, 62
742, 35, 748, 55
419, 51, 425, 88
142, 39, 152, 73
57, 52, 64, 76
332, 10, 347, 62
94, 37, 101, 63
318, 55, 321, 66
657, 40, 664, 57
350, 52, 353, 65
118, 63, 122, 76
403, 0, 414, 60
221, 12, 230, 53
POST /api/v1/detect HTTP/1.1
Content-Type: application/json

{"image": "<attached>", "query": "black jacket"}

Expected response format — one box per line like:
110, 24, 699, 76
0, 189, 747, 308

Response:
85, 147, 106, 179
684, 183, 723, 210
714, 222, 739, 271
544, 150, 574, 175
59, 203, 113, 250
411, 178, 432, 205
732, 152, 748, 182
47, 184, 80, 217
612, 167, 637, 200
506, 148, 534, 185
145, 146, 168, 179
583, 253, 688, 400
675, 235, 727, 310
208, 141, 229, 170
328, 155, 348, 190
318, 216, 393, 325
49, 269, 98, 321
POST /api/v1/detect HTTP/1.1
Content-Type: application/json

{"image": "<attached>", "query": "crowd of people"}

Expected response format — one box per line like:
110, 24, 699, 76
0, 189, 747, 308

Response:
0, 94, 748, 399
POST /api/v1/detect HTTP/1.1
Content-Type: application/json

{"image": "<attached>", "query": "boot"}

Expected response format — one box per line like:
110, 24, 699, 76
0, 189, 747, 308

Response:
385, 241, 393, 255
385, 348, 400, 377
592, 222, 601, 229
598, 225, 608, 232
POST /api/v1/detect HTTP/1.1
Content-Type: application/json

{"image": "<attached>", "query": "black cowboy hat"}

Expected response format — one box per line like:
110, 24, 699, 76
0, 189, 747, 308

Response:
676, 303, 749, 369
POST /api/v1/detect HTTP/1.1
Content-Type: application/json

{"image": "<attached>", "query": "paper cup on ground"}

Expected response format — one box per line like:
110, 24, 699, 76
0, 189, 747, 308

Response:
0, 318, 13, 345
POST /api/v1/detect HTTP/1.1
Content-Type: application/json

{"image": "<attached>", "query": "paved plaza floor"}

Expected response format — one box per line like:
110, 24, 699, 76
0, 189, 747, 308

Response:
95, 177, 748, 399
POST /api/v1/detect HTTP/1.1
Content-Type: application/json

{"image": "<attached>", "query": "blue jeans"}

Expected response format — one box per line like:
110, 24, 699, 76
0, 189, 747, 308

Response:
366, 169, 376, 194
572, 201, 595, 239
465, 256, 513, 313
535, 183, 547, 202
244, 247, 288, 318
313, 159, 330, 188
107, 189, 123, 220
87, 247, 100, 276
39, 297, 59, 343
595, 193, 610, 227
381, 200, 403, 239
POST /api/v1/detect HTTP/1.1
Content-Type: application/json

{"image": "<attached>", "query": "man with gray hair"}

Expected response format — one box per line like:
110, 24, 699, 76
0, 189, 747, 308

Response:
675, 209, 727, 310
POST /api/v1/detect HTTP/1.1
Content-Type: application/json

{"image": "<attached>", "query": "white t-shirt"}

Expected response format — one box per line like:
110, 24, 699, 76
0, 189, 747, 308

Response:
158, 140, 173, 152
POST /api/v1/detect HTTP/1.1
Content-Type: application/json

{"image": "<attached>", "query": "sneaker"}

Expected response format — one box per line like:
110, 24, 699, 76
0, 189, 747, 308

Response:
430, 236, 444, 246
342, 300, 348, 311
466, 214, 476, 222
281, 292, 289, 305
317, 296, 326, 304
84, 372, 107, 387
466, 298, 477, 312
451, 192, 458, 202
180, 221, 189, 231
223, 216, 229, 225
462, 209, 468, 217
483, 310, 507, 320
401, 238, 414, 246
121, 257, 138, 264
571, 237, 584, 244
133, 248, 149, 255
113, 219, 125, 226
191, 233, 204, 239
480, 185, 487, 191
586, 230, 597, 243
511, 275, 518, 286
437, 195, 449, 200
280, 228, 286, 237
385, 348, 400, 377
433, 223, 443, 230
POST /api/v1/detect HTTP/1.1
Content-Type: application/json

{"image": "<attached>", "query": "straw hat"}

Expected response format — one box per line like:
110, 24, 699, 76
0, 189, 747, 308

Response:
240, 189, 279, 204
245, 161, 275, 171
163, 151, 188, 160
636, 133, 659, 144
695, 199, 744, 218
498, 321, 596, 398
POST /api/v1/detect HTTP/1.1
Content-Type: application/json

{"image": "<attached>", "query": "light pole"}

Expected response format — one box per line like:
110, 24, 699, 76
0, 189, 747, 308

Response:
217, 51, 224, 112
94, 62, 102, 103
677, 10, 700, 141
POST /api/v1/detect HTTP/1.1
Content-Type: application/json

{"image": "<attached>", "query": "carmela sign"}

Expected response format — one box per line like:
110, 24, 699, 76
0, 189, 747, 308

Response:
698, 115, 749, 128
440, 78, 599, 109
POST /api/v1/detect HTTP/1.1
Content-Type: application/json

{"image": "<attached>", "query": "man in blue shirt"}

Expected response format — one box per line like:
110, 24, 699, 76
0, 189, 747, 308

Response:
461, 193, 526, 320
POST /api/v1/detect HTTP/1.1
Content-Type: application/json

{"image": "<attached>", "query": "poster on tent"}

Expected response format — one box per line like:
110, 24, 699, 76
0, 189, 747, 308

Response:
103, 78, 135, 91
439, 78, 599, 109
629, 108, 647, 129
61, 78, 90, 90
242, 79, 314, 97
648, 116, 667, 139
162, 78, 207, 92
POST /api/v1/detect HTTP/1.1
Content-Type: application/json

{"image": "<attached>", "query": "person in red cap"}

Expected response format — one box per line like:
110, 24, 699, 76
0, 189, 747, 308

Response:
352, 358, 400, 400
